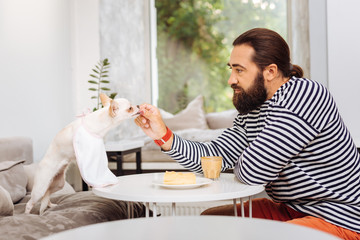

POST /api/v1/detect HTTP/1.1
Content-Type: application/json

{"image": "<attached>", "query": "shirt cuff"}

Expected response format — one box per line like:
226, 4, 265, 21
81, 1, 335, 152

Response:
161, 132, 179, 155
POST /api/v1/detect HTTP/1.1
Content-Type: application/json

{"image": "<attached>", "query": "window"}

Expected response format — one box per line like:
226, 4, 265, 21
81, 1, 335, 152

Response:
151, 0, 288, 113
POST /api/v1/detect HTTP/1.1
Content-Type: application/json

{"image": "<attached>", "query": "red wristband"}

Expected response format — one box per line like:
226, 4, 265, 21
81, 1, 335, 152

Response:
154, 127, 172, 146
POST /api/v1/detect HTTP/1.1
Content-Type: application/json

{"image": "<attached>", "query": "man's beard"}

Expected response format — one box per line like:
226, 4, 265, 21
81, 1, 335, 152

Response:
232, 72, 267, 115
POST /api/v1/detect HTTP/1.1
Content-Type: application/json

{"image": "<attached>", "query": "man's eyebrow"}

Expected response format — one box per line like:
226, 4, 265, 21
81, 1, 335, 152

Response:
227, 63, 246, 68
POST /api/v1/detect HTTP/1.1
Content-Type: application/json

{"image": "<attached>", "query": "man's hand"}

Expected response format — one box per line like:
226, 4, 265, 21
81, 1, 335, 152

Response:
135, 104, 173, 150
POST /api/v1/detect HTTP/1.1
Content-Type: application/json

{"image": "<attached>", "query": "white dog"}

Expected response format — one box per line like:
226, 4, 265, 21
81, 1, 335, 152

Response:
25, 94, 139, 215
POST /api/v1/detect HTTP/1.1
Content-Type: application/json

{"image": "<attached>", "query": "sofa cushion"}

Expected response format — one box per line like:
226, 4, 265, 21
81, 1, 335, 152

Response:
23, 162, 37, 193
0, 159, 27, 203
162, 95, 209, 131
205, 109, 238, 129
159, 108, 174, 118
0, 185, 14, 216
0, 137, 33, 164
1, 191, 146, 240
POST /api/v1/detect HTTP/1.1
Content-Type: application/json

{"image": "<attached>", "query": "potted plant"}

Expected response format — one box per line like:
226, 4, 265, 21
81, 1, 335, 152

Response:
88, 58, 117, 111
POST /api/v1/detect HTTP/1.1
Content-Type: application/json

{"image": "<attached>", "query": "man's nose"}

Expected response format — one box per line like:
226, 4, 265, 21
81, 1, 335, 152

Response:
228, 72, 237, 85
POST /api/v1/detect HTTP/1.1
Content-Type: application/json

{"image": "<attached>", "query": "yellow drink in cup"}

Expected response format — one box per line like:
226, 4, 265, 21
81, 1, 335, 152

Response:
201, 156, 222, 180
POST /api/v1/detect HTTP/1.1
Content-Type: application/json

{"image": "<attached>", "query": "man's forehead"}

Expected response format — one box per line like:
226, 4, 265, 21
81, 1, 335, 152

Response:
228, 44, 255, 67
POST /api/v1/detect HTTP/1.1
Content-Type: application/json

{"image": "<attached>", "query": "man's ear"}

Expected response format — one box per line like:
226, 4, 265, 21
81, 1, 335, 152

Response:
100, 93, 111, 107
263, 64, 278, 82
109, 100, 119, 118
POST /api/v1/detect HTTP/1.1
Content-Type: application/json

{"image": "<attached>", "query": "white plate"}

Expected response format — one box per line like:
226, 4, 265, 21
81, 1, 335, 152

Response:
152, 173, 213, 189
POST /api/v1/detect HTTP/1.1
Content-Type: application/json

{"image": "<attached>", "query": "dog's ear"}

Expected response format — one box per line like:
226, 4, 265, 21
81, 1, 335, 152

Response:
109, 100, 119, 118
100, 93, 111, 107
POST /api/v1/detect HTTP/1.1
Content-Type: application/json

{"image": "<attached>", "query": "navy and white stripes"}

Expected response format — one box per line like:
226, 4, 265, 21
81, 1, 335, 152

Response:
165, 77, 360, 232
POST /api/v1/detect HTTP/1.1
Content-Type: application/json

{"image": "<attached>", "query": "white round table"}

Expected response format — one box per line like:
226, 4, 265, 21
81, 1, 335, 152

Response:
40, 216, 341, 240
92, 173, 264, 217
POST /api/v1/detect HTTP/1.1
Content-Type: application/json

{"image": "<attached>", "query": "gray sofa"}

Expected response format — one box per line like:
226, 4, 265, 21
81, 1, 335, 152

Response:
0, 137, 146, 240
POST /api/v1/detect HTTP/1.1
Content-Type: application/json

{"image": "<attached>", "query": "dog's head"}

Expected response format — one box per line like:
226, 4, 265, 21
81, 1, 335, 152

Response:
100, 93, 140, 121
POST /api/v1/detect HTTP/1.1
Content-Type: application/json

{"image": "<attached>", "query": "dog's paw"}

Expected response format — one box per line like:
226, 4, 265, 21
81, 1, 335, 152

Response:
25, 201, 34, 214
48, 202, 58, 208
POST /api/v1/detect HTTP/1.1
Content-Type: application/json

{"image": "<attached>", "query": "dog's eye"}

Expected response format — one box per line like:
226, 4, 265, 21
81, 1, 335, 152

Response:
128, 107, 133, 112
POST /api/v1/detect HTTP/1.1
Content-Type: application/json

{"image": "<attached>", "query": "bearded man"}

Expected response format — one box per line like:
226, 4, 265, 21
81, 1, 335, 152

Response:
135, 28, 360, 240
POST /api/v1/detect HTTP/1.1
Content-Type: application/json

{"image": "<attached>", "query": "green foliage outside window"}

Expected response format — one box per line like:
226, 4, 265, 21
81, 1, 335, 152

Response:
156, 0, 287, 113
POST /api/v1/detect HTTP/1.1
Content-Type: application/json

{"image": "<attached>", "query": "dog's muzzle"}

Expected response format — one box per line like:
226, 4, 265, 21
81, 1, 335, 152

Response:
132, 109, 141, 117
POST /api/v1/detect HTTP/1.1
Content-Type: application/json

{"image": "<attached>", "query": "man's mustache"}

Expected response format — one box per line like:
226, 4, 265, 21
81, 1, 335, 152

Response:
231, 84, 241, 91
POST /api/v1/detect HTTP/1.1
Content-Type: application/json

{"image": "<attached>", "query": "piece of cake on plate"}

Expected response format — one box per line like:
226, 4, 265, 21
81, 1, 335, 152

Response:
163, 171, 196, 185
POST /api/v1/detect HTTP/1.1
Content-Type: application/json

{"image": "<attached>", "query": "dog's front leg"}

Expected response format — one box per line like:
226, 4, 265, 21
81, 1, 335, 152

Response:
39, 190, 51, 215
25, 199, 34, 214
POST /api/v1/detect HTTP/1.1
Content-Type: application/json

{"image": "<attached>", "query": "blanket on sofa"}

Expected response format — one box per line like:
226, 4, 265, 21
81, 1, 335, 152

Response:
0, 191, 146, 240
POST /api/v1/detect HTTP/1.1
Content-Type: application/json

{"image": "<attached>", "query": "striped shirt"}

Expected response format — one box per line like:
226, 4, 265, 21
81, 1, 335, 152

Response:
165, 77, 360, 232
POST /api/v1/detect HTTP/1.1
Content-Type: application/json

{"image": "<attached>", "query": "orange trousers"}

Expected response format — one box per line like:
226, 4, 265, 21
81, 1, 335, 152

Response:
201, 198, 360, 240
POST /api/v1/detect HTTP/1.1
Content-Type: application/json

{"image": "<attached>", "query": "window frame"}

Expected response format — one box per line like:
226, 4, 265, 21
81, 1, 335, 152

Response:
149, 0, 308, 107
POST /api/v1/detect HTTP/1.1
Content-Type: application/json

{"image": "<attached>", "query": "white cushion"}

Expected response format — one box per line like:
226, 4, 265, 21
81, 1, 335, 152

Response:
162, 95, 209, 131
159, 108, 174, 118
205, 109, 238, 129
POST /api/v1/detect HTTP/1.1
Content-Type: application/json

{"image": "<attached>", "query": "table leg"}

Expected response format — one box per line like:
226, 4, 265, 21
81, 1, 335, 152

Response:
117, 152, 124, 176
153, 202, 157, 218
107, 152, 123, 176
145, 202, 150, 218
249, 196, 252, 218
171, 202, 176, 216
82, 180, 88, 191
240, 198, 244, 218
233, 199, 238, 217
136, 150, 142, 174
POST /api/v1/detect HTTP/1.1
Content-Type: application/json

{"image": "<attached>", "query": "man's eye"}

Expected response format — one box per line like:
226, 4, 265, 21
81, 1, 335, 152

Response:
236, 69, 243, 73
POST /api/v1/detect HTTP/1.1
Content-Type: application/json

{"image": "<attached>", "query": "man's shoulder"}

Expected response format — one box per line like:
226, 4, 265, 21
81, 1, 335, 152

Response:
276, 77, 335, 121
281, 77, 329, 103
290, 77, 327, 92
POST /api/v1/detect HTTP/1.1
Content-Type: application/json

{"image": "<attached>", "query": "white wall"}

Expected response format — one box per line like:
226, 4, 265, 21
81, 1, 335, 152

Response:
0, 0, 100, 161
309, 0, 360, 146
308, 0, 328, 87
70, 0, 100, 114
0, 0, 73, 161
327, 0, 360, 146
